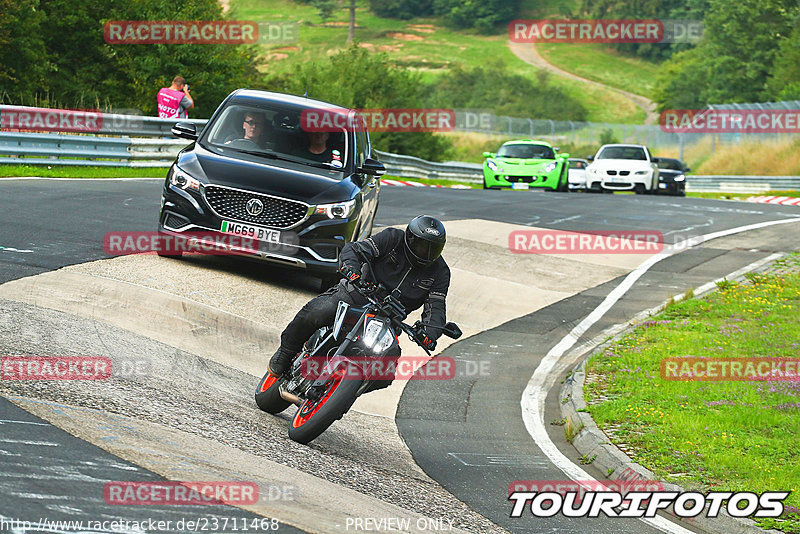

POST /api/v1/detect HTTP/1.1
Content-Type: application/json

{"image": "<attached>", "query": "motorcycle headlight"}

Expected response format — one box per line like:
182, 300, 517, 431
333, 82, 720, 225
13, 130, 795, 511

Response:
315, 199, 356, 219
487, 160, 499, 172
674, 174, 686, 182
543, 161, 558, 173
373, 329, 395, 354
169, 166, 200, 191
362, 318, 389, 350
634, 170, 649, 175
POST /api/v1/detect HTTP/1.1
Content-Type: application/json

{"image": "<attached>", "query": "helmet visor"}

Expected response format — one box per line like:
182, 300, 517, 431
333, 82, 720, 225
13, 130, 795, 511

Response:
407, 234, 445, 265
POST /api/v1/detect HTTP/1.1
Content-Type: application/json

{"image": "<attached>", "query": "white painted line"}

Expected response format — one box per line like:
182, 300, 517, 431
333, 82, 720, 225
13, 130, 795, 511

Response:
0, 419, 49, 426
0, 246, 34, 253
0, 438, 59, 446
550, 214, 582, 225
521, 216, 800, 534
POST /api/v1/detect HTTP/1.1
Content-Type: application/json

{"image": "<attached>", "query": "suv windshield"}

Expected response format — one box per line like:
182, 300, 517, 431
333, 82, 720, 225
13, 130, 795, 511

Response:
497, 144, 555, 160
658, 158, 684, 171
596, 146, 647, 160
203, 102, 349, 171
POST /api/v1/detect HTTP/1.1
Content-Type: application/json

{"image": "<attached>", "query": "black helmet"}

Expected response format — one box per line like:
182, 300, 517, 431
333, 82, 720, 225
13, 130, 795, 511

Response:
404, 215, 446, 268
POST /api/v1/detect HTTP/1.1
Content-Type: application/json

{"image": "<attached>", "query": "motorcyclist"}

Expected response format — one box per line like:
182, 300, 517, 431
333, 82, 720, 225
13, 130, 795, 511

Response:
269, 215, 450, 377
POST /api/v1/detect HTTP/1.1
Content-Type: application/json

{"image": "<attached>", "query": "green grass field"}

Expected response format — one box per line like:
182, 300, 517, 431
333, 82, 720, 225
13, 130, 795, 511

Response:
585, 254, 800, 532
536, 43, 660, 99
230, 0, 646, 123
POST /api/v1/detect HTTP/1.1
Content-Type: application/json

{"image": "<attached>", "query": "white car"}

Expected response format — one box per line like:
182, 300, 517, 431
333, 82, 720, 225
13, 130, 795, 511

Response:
585, 144, 660, 194
567, 158, 589, 190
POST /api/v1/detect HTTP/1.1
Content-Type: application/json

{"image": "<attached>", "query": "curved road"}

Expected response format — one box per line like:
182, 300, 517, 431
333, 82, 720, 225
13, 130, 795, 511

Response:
1, 178, 799, 533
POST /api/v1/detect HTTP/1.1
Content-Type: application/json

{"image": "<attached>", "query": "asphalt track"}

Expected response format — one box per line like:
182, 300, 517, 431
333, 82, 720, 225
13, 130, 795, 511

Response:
1, 178, 800, 533
0, 397, 305, 534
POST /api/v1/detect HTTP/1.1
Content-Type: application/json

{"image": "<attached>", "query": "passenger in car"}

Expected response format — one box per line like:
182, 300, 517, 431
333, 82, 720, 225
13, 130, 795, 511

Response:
293, 128, 334, 163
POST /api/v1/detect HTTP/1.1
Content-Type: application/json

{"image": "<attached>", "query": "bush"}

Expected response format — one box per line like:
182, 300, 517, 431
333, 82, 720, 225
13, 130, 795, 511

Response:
427, 64, 588, 121
368, 0, 433, 19
433, 0, 520, 33
262, 45, 453, 161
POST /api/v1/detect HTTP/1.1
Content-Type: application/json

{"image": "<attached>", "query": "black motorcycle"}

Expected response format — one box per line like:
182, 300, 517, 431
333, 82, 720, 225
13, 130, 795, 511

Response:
254, 265, 462, 444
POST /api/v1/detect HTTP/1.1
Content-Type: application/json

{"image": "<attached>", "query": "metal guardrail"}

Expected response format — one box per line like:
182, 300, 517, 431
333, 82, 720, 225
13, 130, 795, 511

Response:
373, 150, 482, 183
0, 107, 798, 193
0, 132, 191, 167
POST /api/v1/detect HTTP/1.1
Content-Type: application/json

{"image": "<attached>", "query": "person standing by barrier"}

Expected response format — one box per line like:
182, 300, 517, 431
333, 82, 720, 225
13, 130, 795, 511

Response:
157, 76, 194, 119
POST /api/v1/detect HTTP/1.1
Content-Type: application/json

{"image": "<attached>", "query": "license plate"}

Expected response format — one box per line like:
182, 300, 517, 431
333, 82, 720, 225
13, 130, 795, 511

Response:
659, 183, 667, 189
220, 220, 280, 243
512, 183, 529, 190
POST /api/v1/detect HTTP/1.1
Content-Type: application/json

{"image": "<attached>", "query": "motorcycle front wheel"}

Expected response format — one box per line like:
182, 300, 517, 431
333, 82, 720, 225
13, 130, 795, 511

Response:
255, 371, 292, 414
288, 368, 362, 444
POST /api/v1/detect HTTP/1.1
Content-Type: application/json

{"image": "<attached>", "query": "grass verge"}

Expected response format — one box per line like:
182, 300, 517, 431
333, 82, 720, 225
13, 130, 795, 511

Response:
0, 165, 165, 178
584, 253, 800, 533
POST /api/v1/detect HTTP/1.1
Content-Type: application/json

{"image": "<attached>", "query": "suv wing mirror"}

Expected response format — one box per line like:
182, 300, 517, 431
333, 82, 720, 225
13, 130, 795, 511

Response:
359, 158, 385, 176
172, 122, 198, 140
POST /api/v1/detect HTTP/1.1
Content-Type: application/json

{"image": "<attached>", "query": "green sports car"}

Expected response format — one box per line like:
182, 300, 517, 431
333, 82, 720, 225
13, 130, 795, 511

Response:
482, 140, 570, 191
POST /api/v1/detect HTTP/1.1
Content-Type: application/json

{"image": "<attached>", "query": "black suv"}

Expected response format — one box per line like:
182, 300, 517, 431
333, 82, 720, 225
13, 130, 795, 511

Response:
158, 90, 385, 287
655, 157, 689, 196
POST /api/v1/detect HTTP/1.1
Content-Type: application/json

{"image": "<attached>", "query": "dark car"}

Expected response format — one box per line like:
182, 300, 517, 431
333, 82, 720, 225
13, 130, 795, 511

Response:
655, 157, 689, 196
158, 90, 385, 288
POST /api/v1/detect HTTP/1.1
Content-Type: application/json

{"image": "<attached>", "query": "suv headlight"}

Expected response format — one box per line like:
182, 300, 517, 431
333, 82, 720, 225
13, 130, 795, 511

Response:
674, 174, 686, 182
315, 199, 356, 219
487, 160, 500, 172
634, 170, 650, 175
169, 166, 200, 191
542, 161, 558, 173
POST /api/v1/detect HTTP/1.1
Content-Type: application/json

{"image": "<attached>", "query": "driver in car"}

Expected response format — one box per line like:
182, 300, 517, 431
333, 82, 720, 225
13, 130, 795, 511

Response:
268, 215, 451, 381
225, 111, 270, 147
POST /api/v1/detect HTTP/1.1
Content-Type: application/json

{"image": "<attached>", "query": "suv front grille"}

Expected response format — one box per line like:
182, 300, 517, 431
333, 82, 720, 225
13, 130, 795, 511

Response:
204, 185, 309, 229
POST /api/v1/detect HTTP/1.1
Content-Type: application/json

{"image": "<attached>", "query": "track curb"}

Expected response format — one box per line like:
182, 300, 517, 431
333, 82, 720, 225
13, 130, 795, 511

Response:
559, 255, 787, 534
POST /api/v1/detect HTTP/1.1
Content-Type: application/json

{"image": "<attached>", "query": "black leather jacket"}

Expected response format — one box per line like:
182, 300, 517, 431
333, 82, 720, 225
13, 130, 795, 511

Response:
339, 227, 451, 340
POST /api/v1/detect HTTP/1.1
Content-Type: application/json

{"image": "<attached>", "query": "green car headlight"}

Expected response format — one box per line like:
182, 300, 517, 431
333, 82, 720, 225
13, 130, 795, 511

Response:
487, 160, 500, 172
542, 161, 558, 173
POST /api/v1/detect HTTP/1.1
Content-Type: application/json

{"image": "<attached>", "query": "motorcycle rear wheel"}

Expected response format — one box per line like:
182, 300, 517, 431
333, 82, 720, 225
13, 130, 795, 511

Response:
255, 371, 292, 414
288, 368, 362, 444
